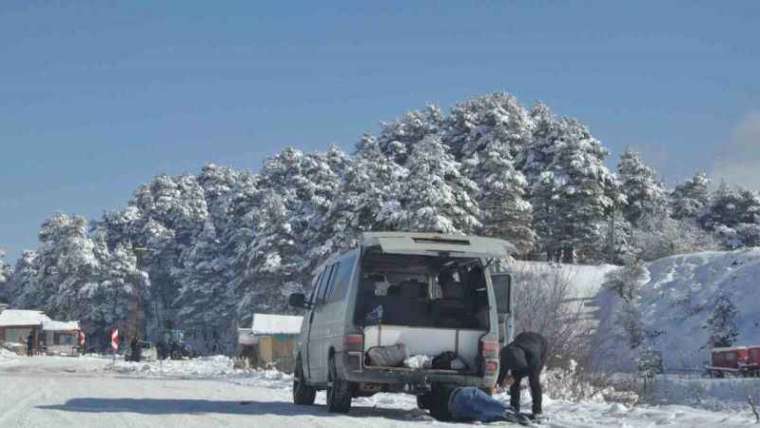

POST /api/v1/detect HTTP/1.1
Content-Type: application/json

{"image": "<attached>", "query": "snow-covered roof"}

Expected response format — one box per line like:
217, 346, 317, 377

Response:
712, 346, 749, 352
251, 313, 302, 335
42, 320, 80, 331
0, 310, 51, 327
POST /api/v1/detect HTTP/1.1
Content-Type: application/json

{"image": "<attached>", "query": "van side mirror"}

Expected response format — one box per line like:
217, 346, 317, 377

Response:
289, 293, 308, 309
490, 273, 512, 314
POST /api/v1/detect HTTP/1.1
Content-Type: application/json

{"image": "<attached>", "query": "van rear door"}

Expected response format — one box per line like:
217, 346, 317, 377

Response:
362, 233, 515, 258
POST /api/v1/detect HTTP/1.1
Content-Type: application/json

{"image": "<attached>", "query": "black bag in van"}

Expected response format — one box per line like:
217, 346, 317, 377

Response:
432, 351, 468, 370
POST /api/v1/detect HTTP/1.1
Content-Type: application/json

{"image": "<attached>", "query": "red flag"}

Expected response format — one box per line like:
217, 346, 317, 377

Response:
111, 329, 120, 351
78, 330, 86, 347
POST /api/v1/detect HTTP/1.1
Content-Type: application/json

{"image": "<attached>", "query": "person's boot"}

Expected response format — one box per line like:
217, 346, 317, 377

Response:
503, 411, 532, 426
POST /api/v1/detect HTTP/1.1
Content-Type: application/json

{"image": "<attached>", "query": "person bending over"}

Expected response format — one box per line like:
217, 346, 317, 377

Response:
498, 331, 548, 419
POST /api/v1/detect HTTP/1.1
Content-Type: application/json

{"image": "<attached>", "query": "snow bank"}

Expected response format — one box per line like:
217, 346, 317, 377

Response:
595, 248, 760, 371
650, 374, 760, 411
0, 347, 18, 362
106, 355, 239, 378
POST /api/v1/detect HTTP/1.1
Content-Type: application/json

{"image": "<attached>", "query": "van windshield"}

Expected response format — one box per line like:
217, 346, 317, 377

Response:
354, 251, 489, 330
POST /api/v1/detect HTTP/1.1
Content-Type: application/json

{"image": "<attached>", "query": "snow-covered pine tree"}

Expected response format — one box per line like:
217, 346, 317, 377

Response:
301, 147, 349, 268
468, 146, 535, 253
198, 164, 248, 235
444, 94, 535, 253
705, 292, 740, 348
617, 149, 667, 227
173, 221, 236, 354
525, 109, 622, 263
376, 105, 444, 165
0, 249, 10, 302
444, 93, 532, 161
239, 147, 328, 314
34, 214, 100, 319
670, 172, 710, 220
243, 188, 305, 314
700, 184, 760, 249
109, 174, 210, 341
388, 135, 481, 234
6, 250, 38, 309
80, 235, 150, 348
322, 135, 408, 254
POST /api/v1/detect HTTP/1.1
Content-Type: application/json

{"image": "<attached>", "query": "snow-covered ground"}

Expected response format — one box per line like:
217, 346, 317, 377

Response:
0, 353, 755, 427
649, 374, 760, 412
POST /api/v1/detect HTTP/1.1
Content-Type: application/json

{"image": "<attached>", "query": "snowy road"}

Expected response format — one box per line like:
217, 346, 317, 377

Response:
0, 355, 755, 427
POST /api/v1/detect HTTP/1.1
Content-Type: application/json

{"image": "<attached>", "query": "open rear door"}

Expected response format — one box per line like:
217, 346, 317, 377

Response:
362, 232, 515, 258
490, 272, 513, 345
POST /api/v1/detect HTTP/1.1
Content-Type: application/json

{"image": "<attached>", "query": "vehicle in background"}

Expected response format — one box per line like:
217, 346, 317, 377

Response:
288, 232, 514, 413
157, 330, 195, 360
706, 345, 760, 377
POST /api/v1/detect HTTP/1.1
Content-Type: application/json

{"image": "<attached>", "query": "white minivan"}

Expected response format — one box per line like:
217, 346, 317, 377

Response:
288, 232, 514, 413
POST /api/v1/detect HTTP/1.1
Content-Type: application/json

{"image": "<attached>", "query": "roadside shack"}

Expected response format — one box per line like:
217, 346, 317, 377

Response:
247, 313, 303, 372
42, 320, 81, 357
0, 309, 49, 355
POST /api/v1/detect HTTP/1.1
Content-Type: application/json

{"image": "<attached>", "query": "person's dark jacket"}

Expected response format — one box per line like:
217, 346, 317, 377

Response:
498, 332, 548, 415
26, 333, 35, 356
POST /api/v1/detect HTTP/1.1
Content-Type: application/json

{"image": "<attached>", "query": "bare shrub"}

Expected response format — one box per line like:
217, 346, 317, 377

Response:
543, 361, 640, 405
510, 263, 592, 368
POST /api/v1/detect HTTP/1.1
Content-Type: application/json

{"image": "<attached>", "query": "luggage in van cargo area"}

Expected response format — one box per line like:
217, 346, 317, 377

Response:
366, 343, 407, 367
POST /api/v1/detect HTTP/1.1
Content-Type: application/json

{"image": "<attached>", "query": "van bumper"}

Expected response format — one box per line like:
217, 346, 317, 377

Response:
336, 352, 496, 389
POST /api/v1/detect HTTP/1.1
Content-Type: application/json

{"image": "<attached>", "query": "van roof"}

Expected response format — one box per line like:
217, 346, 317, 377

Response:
361, 232, 515, 258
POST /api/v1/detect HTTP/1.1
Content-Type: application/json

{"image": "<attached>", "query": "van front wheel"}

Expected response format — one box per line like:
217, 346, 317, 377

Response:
327, 354, 352, 413
293, 356, 316, 405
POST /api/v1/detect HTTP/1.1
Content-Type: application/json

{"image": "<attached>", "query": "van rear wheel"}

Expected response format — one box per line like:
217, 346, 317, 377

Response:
417, 393, 433, 410
327, 355, 352, 413
293, 356, 316, 405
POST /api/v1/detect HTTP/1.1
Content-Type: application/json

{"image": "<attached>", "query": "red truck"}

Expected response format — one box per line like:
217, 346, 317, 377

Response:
707, 346, 760, 377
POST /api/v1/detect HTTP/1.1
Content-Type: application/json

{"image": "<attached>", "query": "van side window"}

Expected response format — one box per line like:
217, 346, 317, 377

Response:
317, 264, 336, 304
328, 253, 357, 303
308, 270, 325, 306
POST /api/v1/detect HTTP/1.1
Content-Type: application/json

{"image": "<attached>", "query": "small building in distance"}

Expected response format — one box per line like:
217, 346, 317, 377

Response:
0, 309, 49, 355
42, 320, 81, 357
243, 313, 303, 372
0, 310, 81, 356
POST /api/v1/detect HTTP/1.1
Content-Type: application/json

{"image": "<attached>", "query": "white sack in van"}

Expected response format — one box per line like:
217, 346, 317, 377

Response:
404, 354, 433, 369
450, 358, 467, 370
367, 344, 407, 367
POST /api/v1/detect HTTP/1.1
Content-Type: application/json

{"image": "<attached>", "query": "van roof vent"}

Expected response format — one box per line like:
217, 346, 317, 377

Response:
412, 237, 470, 246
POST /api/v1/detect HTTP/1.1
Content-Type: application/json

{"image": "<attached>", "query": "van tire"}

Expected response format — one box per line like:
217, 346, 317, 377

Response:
293, 356, 316, 405
327, 355, 352, 413
417, 393, 433, 410
427, 384, 453, 421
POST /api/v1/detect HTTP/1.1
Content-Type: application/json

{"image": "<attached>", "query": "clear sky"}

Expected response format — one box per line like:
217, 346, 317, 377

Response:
1, 1, 759, 262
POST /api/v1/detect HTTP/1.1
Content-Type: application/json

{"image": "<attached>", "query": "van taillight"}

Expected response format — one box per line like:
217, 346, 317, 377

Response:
481, 340, 499, 358
344, 335, 364, 352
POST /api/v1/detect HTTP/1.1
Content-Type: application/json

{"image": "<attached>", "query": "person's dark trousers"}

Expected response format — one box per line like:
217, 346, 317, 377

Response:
510, 372, 543, 415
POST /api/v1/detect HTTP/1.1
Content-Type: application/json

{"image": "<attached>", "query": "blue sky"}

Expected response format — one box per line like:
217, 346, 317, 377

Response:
1, 1, 759, 261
